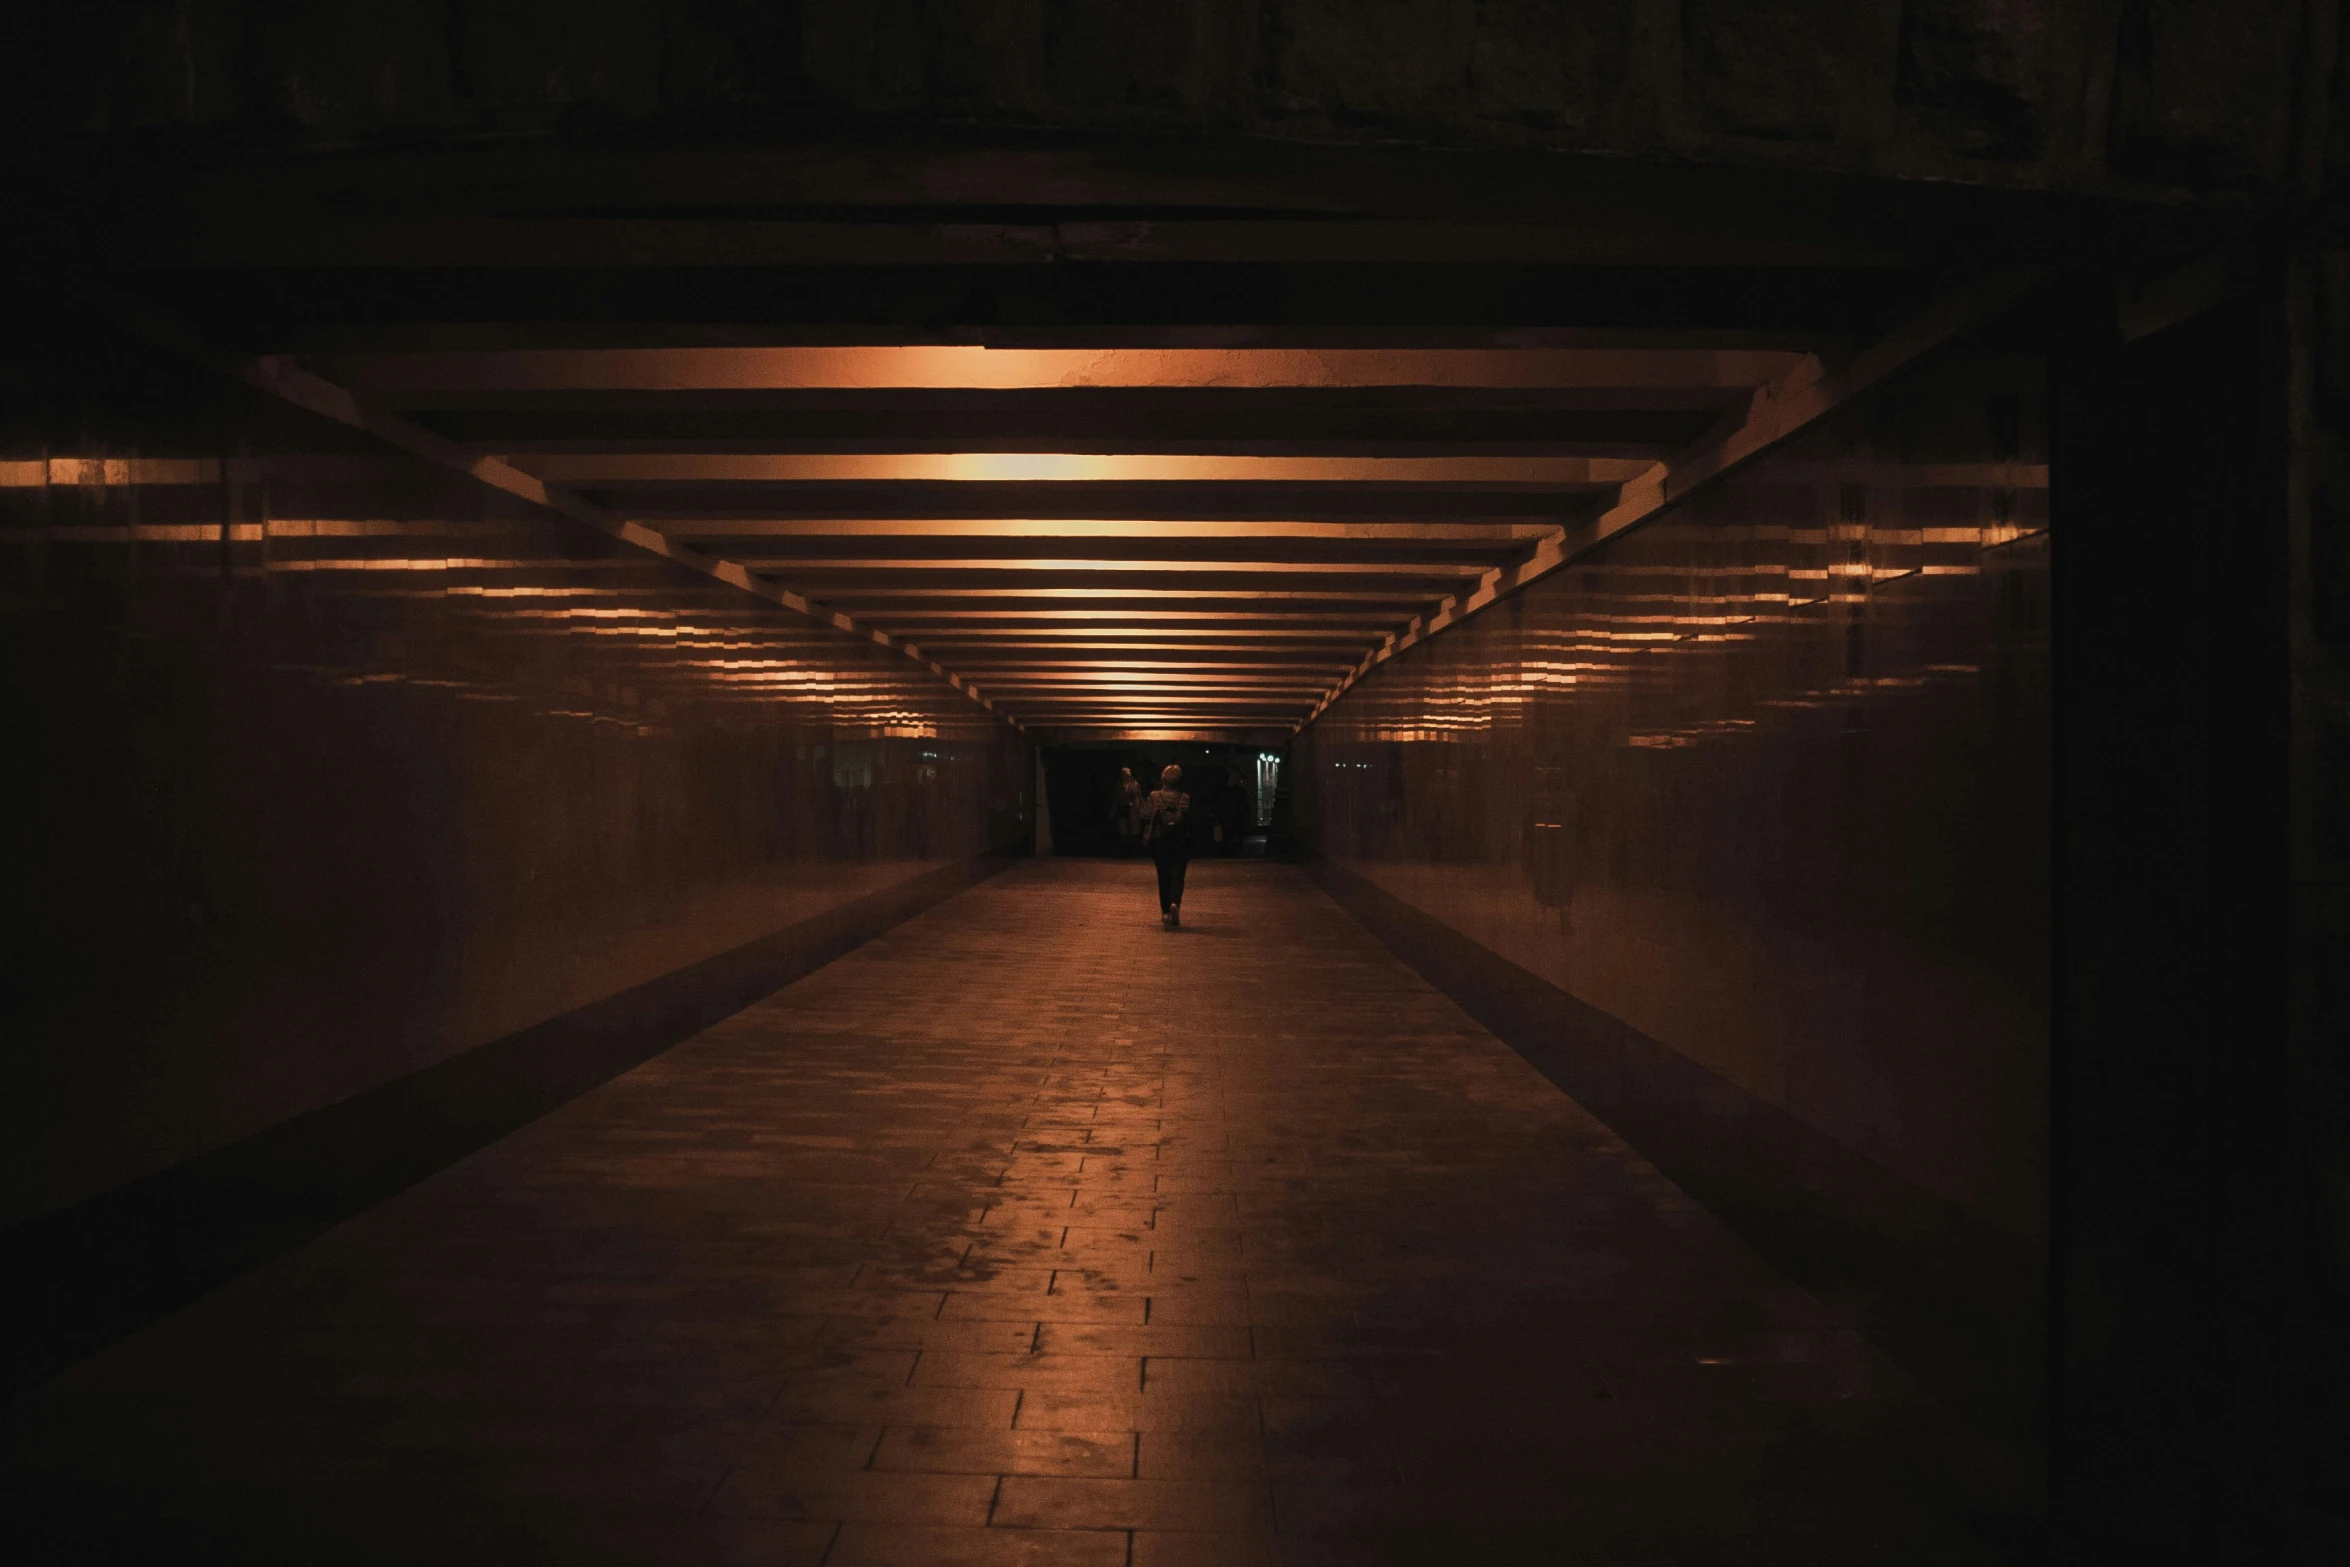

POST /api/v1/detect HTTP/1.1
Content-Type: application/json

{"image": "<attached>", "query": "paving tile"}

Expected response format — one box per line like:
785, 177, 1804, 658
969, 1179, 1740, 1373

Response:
1141, 1358, 1370, 1399
1135, 1428, 1271, 1480
1036, 1323, 1251, 1359
993, 1474, 1277, 1533
942, 1292, 1147, 1326
710, 1468, 999, 1524
1047, 1261, 1157, 1290
778, 1348, 921, 1389
828, 1525, 1129, 1567
872, 1426, 1136, 1478
1034, 1253, 1155, 1286
914, 1352, 1143, 1393
715, 1420, 881, 1478
860, 1266, 1058, 1295
1013, 1388, 1260, 1434
1258, 1400, 1402, 1484
764, 1385, 1022, 1430
1129, 1533, 1287, 1567
646, 1516, 839, 1567
822, 1317, 1041, 1355
1137, 1288, 1251, 1326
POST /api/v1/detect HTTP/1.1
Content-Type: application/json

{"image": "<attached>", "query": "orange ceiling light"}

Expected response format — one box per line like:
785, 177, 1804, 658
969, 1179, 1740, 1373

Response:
343, 346, 1808, 394
518, 454, 1649, 485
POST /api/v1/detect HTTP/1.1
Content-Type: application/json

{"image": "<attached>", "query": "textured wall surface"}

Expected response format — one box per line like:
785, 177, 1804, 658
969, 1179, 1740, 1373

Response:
1297, 341, 2050, 1240
0, 341, 1029, 1229
5, 0, 2325, 198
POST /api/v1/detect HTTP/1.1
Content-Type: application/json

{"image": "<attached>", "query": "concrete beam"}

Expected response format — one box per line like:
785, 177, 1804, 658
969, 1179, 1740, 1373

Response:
1299, 268, 2047, 725
85, 295, 1018, 727
655, 519, 1568, 541
333, 346, 1811, 394
734, 558, 1492, 577
520, 454, 1648, 485
144, 218, 1914, 272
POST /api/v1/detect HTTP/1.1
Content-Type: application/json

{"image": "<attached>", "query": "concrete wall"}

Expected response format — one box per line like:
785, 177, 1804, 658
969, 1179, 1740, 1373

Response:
1296, 335, 2051, 1244
6, 0, 2326, 199
0, 330, 1030, 1231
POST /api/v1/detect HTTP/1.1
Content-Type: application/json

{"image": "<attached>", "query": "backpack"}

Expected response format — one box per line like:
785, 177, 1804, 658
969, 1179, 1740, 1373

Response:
1143, 789, 1189, 844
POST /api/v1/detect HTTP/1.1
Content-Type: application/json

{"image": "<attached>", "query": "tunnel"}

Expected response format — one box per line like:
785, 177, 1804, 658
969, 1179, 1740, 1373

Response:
1, 8, 2346, 1565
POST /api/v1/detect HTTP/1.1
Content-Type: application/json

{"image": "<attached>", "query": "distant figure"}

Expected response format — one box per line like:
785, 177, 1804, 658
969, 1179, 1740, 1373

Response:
1139, 764, 1192, 927
1111, 766, 1142, 848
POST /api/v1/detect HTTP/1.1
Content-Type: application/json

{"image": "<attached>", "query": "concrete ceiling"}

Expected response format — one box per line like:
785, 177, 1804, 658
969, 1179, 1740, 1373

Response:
302, 342, 1801, 733
74, 131, 2181, 737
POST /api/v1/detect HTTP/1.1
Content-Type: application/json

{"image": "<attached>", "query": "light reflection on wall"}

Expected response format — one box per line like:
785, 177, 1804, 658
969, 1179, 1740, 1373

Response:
1295, 350, 2051, 1241
0, 360, 1027, 1229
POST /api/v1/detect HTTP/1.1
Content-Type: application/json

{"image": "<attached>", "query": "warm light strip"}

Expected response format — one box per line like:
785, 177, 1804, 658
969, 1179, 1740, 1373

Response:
741, 557, 1490, 576
999, 672, 1329, 683
950, 655, 1352, 667
525, 453, 1646, 484
867, 607, 1404, 621
0, 458, 222, 487
819, 587, 1428, 600
1010, 700, 1314, 709
342, 346, 1809, 394
956, 679, 1335, 690
954, 667, 1372, 676
931, 643, 1364, 656
915, 618, 1375, 630
973, 670, 1341, 681
14, 523, 265, 543
1297, 267, 2047, 728
1006, 700, 1320, 710
1012, 706, 1312, 717
664, 517, 1564, 540
904, 629, 1377, 641
198, 353, 1014, 723
1042, 727, 1291, 739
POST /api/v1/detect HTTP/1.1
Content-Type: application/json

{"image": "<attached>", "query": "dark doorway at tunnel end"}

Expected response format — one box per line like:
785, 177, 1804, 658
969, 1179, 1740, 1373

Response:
1041, 741, 1296, 860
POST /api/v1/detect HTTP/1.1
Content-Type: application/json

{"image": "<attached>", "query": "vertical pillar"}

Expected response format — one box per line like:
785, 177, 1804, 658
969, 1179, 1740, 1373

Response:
2050, 264, 2303, 1559
2289, 243, 2350, 1557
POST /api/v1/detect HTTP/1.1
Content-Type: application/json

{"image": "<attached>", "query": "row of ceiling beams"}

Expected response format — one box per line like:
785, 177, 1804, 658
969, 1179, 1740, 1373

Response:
311, 345, 1804, 730
91, 133, 2113, 735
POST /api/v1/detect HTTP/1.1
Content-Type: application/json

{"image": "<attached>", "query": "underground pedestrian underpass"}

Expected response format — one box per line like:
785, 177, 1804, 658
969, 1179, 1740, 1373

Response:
3, 11, 2347, 1566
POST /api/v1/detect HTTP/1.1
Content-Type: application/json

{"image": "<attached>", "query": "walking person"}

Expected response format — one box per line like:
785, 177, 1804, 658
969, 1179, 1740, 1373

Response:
1110, 765, 1142, 850
1139, 764, 1193, 927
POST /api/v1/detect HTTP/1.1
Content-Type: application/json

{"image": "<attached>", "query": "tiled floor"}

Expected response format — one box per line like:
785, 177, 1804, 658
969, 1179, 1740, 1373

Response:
3, 860, 1987, 1564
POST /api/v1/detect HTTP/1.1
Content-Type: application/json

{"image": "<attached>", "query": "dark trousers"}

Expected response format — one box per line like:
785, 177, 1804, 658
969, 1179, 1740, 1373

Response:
1151, 841, 1190, 911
